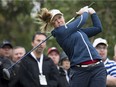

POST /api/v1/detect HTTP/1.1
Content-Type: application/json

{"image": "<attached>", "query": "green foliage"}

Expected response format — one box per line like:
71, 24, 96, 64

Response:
0, 0, 116, 58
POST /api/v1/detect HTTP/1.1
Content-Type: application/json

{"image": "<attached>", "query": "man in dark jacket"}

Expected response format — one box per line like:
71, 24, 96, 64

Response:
9, 32, 59, 87
0, 42, 13, 87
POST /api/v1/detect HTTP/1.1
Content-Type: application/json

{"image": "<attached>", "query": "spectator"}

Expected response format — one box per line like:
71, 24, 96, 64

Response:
0, 41, 13, 87
47, 47, 60, 67
8, 46, 26, 87
47, 47, 70, 87
0, 40, 13, 71
1, 40, 13, 60
93, 38, 116, 87
0, 40, 14, 66
10, 32, 59, 87
12, 46, 26, 63
60, 51, 70, 83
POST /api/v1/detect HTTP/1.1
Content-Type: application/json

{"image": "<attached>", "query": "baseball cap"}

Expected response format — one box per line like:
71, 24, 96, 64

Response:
1, 40, 13, 48
47, 47, 59, 54
93, 38, 108, 47
50, 9, 63, 21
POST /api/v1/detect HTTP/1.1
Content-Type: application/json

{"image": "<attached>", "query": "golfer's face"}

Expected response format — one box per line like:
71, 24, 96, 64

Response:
32, 35, 46, 53
52, 14, 65, 28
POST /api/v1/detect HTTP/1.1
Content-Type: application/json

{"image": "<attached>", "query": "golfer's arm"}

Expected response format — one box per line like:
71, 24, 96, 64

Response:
81, 13, 102, 37
67, 12, 89, 32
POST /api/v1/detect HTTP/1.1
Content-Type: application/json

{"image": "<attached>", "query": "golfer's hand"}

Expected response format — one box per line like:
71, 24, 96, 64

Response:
76, 6, 88, 15
88, 8, 96, 14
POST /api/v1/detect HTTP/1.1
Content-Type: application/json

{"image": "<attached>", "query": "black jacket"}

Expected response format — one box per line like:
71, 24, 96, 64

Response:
58, 67, 70, 87
9, 53, 59, 87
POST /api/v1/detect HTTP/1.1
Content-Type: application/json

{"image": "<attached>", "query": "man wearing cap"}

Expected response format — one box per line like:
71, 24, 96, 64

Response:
0, 40, 13, 87
0, 40, 13, 67
47, 47, 70, 87
93, 38, 116, 87
1, 40, 13, 60
47, 47, 60, 67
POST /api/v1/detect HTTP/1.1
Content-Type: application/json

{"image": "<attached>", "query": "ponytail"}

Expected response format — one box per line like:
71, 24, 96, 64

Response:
36, 8, 53, 33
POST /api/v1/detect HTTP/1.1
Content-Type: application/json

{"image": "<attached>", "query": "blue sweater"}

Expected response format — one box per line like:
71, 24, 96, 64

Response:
51, 12, 102, 67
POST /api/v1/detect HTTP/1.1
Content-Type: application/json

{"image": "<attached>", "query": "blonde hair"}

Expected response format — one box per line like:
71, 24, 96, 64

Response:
36, 8, 53, 33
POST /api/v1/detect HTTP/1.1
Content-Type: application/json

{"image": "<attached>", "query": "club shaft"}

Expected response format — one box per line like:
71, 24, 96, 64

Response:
88, 2, 95, 7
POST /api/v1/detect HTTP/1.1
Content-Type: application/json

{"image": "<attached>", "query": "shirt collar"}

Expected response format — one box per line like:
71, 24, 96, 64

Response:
31, 52, 43, 61
104, 58, 109, 65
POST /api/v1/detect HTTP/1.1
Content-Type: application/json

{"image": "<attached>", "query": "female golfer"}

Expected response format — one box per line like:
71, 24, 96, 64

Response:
37, 6, 106, 87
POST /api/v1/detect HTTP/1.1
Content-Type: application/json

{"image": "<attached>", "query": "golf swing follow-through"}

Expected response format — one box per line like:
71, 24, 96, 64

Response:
2, 3, 106, 87
3, 2, 95, 80
37, 2, 106, 87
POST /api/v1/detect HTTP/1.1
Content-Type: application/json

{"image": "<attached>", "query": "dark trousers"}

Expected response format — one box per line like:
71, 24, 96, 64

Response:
69, 62, 107, 87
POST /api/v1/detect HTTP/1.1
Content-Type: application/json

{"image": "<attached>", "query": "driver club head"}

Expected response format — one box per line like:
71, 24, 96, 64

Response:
3, 68, 10, 80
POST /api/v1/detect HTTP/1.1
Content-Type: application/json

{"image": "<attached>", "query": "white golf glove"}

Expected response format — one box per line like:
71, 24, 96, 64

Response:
76, 6, 89, 15
88, 8, 96, 14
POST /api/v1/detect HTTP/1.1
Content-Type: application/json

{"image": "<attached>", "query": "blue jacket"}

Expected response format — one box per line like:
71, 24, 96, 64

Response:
51, 12, 102, 67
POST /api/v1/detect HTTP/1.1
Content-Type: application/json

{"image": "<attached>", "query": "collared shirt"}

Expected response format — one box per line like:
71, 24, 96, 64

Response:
31, 52, 44, 74
104, 58, 116, 77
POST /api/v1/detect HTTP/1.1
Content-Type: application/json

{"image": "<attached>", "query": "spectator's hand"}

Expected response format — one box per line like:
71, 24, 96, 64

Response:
88, 8, 96, 14
76, 6, 88, 15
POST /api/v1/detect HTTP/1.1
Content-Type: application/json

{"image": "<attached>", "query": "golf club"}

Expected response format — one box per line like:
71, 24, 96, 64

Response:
2, 2, 95, 80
